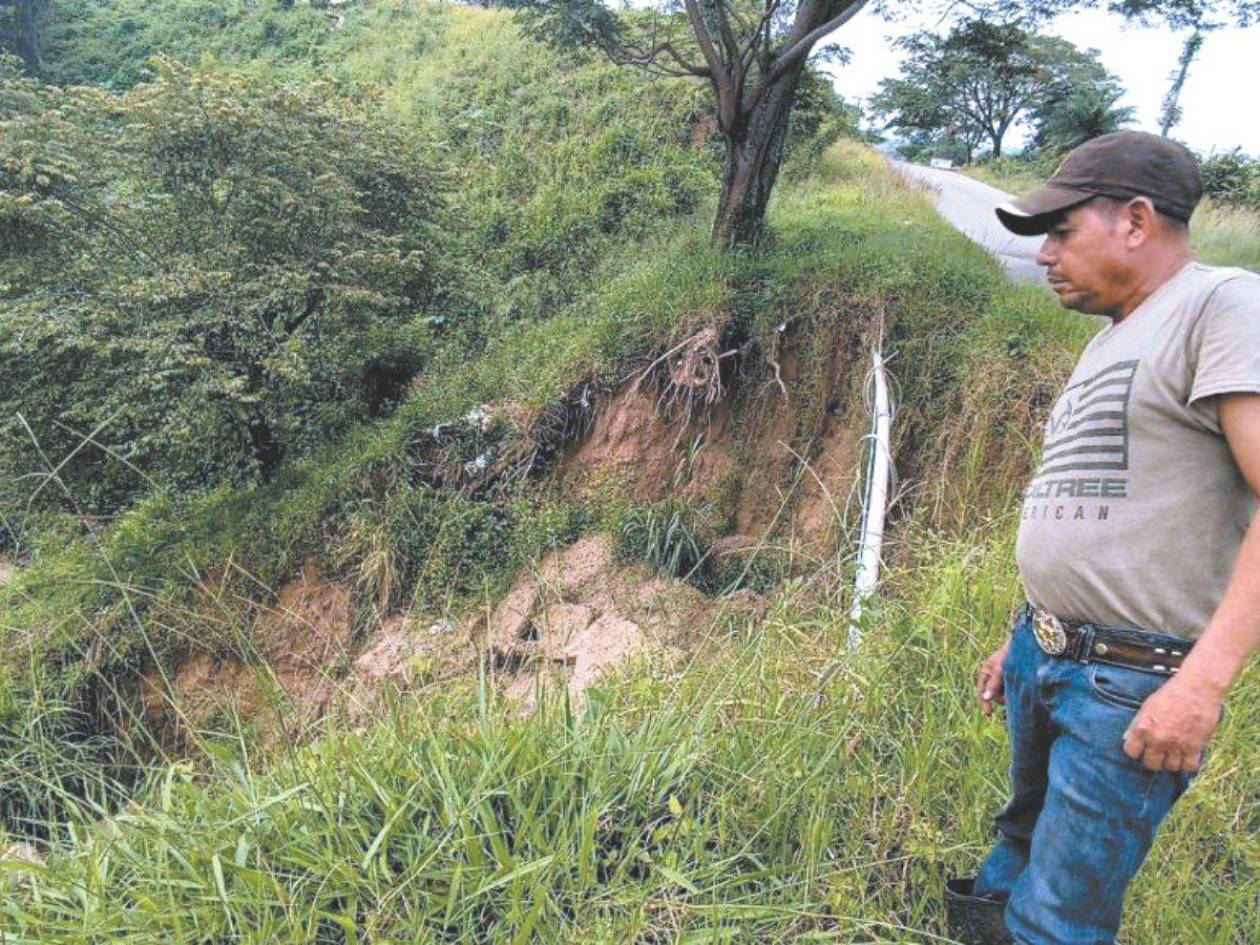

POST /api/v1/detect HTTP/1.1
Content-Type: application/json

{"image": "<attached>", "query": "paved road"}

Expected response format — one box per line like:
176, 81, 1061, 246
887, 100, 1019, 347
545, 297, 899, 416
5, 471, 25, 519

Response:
893, 161, 1047, 285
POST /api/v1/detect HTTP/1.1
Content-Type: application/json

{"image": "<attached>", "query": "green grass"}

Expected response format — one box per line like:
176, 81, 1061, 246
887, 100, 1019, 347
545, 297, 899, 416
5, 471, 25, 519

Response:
3, 523, 1256, 943
962, 162, 1048, 197
1191, 199, 1260, 272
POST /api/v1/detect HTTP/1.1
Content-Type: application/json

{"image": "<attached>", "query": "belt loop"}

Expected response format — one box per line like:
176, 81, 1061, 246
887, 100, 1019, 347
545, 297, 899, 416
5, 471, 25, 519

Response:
1076, 624, 1095, 663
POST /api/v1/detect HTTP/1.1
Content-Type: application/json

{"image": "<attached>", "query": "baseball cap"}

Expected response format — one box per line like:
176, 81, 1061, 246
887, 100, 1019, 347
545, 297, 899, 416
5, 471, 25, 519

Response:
995, 131, 1203, 236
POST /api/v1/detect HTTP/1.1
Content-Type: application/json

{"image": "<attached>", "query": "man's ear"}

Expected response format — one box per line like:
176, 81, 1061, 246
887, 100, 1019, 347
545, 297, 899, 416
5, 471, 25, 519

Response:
1123, 197, 1157, 248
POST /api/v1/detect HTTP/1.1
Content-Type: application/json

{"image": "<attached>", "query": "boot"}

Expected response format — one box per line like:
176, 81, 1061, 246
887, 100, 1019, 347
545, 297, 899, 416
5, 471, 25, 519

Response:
944, 877, 1013, 944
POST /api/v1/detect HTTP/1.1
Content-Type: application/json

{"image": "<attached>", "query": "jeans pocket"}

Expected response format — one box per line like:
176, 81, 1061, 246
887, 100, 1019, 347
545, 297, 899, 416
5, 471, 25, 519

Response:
1087, 662, 1169, 711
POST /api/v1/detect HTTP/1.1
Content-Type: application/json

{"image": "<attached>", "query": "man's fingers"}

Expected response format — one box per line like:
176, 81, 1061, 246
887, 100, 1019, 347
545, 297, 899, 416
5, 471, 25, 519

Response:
1142, 747, 1168, 771
1122, 727, 1144, 760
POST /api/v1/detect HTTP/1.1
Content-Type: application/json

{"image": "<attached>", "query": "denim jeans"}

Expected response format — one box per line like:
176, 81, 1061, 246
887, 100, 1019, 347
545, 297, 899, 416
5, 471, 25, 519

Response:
973, 610, 1194, 944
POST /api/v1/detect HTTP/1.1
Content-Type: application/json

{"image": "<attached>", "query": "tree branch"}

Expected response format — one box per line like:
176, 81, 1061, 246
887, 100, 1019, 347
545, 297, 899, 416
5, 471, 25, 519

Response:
605, 39, 712, 77
769, 0, 870, 82
683, 0, 727, 77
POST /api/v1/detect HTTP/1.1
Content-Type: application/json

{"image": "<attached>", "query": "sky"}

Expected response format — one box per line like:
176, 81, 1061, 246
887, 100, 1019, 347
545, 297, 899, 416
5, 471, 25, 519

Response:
822, 6, 1260, 155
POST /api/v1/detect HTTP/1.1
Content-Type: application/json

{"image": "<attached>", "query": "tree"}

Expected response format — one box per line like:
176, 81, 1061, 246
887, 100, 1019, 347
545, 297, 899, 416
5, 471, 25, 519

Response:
1029, 49, 1134, 153
519, 0, 869, 249
0, 0, 50, 70
1158, 27, 1205, 135
872, 20, 1119, 161
0, 59, 453, 519
964, 0, 1258, 143
1033, 82, 1135, 153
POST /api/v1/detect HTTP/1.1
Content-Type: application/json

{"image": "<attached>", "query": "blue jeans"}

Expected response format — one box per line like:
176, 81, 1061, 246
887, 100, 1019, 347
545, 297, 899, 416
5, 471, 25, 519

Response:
973, 611, 1194, 944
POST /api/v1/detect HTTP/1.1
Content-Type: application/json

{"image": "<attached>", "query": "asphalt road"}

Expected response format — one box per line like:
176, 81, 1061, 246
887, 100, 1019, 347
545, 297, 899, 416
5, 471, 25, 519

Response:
893, 161, 1048, 285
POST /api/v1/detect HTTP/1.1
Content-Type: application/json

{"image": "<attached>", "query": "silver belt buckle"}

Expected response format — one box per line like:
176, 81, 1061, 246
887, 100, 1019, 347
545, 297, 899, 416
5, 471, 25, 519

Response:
1033, 608, 1068, 656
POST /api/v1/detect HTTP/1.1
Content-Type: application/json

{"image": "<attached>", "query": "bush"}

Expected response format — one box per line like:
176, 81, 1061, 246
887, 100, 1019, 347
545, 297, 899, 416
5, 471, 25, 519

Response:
0, 59, 453, 530
1198, 148, 1260, 210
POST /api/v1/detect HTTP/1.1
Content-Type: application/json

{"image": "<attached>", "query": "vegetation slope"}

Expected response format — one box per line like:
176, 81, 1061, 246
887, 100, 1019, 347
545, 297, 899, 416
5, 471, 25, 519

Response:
2, 2, 1257, 942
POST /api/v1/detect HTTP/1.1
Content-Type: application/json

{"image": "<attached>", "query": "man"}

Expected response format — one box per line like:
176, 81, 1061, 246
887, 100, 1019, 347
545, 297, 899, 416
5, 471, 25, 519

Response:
944, 131, 1260, 944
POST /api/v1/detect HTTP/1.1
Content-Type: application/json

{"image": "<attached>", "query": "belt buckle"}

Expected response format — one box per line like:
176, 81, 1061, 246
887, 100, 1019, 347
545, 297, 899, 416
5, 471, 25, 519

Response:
1033, 609, 1068, 656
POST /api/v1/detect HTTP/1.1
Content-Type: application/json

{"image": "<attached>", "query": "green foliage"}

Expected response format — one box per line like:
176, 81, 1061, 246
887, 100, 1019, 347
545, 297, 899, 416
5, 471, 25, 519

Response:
1191, 200, 1260, 272
966, 0, 1260, 30
0, 0, 49, 69
1030, 73, 1135, 154
874, 19, 1127, 162
0, 58, 451, 527
1199, 148, 1260, 209
614, 499, 712, 583
39, 0, 331, 88
4, 524, 1257, 942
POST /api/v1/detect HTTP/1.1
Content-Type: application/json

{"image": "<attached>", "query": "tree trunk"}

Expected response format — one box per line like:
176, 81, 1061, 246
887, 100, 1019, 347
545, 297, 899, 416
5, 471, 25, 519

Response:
711, 60, 807, 251
1159, 30, 1203, 137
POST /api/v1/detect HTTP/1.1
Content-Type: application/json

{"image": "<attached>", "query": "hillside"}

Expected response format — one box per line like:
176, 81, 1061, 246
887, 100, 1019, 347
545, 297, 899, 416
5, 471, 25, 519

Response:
3, 2, 1258, 942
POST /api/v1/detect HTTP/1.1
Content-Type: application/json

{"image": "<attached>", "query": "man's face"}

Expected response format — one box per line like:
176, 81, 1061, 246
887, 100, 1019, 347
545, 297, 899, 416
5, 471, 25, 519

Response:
1035, 200, 1131, 316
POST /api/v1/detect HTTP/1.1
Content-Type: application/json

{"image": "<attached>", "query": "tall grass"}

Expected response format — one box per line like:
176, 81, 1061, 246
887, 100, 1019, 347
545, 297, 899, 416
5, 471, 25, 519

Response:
4, 524, 1256, 943
1191, 199, 1260, 272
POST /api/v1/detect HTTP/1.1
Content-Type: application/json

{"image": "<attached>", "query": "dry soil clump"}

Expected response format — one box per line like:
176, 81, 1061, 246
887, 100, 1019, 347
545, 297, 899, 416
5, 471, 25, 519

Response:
478, 534, 713, 710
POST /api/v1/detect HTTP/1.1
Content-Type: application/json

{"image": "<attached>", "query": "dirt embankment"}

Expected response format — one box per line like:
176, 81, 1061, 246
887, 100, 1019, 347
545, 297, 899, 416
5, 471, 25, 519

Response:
559, 319, 868, 552
138, 317, 881, 744
137, 535, 735, 744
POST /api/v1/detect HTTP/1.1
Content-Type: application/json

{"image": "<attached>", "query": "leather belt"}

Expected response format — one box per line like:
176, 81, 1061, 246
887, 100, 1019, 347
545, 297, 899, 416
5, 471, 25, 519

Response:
1018, 604, 1193, 677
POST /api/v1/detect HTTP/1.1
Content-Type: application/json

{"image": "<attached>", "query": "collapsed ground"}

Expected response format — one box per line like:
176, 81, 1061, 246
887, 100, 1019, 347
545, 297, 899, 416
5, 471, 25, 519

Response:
3, 2, 1258, 942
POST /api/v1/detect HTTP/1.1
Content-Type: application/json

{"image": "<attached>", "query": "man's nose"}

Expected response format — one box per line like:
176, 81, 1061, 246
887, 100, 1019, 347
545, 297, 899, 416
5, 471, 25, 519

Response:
1035, 237, 1055, 268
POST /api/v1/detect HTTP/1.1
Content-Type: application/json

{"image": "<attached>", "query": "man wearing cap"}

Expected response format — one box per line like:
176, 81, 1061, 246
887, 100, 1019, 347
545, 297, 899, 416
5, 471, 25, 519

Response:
944, 130, 1260, 944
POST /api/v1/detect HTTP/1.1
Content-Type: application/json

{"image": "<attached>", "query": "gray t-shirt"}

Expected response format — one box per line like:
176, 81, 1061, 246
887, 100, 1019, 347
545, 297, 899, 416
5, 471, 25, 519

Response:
1016, 262, 1260, 640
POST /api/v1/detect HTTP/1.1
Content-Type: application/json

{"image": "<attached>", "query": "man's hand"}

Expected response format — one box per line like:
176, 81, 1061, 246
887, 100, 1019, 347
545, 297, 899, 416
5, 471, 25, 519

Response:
1123, 393, 1260, 773
1123, 672, 1224, 772
977, 641, 1009, 718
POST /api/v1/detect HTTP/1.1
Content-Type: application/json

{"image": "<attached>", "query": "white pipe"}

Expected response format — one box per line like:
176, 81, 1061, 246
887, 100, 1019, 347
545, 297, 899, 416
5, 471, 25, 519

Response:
849, 348, 892, 649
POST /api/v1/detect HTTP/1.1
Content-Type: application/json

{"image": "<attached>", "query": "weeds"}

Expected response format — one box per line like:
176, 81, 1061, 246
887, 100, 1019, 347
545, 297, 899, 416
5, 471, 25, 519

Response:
614, 499, 712, 584
4, 527, 1255, 942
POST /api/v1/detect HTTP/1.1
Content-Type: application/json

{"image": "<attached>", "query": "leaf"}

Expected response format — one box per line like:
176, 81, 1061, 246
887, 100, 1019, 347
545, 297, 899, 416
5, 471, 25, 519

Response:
656, 865, 700, 895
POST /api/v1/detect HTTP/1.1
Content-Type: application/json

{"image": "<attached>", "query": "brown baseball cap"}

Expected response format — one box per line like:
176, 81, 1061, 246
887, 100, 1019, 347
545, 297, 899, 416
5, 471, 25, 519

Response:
995, 131, 1203, 236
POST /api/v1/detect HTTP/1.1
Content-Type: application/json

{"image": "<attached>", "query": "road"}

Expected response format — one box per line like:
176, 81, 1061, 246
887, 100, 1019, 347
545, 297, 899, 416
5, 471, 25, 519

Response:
893, 161, 1048, 285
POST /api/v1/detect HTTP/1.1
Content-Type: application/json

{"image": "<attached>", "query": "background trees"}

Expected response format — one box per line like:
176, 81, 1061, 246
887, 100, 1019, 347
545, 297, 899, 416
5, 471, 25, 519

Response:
968, 1, 1258, 140
872, 19, 1128, 163
520, 0, 870, 249
0, 0, 50, 69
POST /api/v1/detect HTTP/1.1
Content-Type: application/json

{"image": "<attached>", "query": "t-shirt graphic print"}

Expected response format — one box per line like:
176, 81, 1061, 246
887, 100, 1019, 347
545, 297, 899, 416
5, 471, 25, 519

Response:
1016, 263, 1260, 640
1022, 359, 1137, 518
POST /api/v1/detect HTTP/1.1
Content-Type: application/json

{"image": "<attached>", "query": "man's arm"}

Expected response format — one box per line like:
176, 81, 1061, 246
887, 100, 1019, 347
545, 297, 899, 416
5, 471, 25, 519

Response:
1124, 392, 1260, 773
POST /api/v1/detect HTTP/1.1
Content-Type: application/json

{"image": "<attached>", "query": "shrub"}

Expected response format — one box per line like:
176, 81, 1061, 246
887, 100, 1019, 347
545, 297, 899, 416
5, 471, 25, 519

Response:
1198, 148, 1260, 210
0, 59, 453, 529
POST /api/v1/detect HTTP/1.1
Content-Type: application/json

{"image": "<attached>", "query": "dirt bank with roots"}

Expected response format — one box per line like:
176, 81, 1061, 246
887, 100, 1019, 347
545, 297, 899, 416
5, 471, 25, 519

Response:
558, 317, 870, 553
124, 288, 1068, 751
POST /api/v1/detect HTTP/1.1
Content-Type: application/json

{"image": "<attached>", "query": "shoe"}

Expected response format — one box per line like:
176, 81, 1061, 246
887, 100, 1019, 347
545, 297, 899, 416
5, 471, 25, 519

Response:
944, 877, 1013, 944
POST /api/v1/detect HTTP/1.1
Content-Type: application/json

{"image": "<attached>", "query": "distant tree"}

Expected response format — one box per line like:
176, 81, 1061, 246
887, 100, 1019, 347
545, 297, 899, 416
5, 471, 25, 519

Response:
1031, 59, 1135, 153
0, 0, 50, 69
952, 0, 1255, 27
519, 0, 869, 250
1157, 27, 1205, 135
871, 20, 1118, 161
963, 1, 1257, 141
